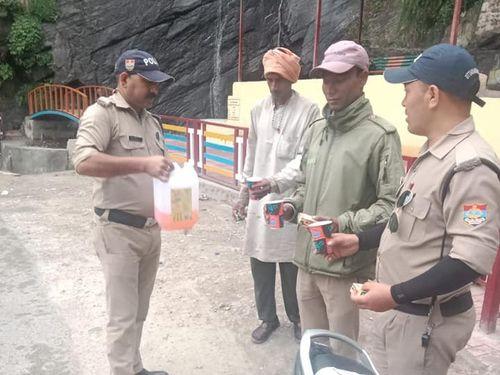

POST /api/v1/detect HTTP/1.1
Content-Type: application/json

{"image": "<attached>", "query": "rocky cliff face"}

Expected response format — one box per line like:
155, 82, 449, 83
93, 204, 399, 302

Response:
50, 0, 361, 119
1, 0, 499, 128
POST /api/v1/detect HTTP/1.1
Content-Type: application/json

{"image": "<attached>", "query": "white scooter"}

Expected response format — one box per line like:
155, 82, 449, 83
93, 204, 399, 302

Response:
294, 330, 379, 375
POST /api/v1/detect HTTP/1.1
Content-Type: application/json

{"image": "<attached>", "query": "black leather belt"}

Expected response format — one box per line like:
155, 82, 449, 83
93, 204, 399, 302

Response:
395, 291, 473, 317
94, 207, 152, 229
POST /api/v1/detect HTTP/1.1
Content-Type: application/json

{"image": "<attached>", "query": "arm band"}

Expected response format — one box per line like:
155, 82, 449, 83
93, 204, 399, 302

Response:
356, 222, 386, 251
390, 256, 481, 304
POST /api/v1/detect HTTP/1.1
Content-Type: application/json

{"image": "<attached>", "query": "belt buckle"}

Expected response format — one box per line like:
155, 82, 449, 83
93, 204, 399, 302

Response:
144, 217, 157, 227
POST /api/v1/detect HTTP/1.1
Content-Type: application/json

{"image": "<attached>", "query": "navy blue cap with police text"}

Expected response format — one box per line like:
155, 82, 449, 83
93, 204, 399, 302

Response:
114, 49, 174, 83
384, 44, 485, 107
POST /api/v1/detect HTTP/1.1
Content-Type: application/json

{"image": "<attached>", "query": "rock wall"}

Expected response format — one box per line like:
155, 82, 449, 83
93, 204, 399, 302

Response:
476, 0, 500, 48
1, 0, 499, 128
51, 0, 361, 119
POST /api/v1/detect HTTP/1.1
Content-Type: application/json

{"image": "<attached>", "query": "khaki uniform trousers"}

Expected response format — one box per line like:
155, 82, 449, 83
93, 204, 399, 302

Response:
297, 268, 359, 341
94, 218, 161, 375
371, 306, 476, 375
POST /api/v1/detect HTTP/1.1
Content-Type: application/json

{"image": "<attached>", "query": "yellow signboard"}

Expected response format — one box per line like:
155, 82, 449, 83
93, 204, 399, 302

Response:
227, 96, 240, 121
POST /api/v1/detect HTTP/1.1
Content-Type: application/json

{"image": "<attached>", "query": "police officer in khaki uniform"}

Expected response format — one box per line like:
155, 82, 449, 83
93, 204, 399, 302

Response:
73, 50, 174, 375
325, 44, 500, 375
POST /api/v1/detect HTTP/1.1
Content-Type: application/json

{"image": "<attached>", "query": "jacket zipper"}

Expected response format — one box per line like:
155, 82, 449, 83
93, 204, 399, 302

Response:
382, 154, 389, 183
305, 125, 335, 272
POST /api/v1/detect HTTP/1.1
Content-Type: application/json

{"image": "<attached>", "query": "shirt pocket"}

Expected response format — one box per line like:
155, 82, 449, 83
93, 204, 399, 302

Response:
118, 134, 147, 156
276, 138, 295, 159
398, 195, 431, 242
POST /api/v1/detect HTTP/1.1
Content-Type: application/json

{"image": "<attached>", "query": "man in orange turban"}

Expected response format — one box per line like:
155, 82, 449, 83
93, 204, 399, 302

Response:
262, 47, 301, 84
233, 47, 320, 344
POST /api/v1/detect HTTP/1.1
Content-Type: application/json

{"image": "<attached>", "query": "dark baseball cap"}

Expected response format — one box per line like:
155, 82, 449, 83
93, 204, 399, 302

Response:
114, 49, 174, 83
384, 44, 485, 107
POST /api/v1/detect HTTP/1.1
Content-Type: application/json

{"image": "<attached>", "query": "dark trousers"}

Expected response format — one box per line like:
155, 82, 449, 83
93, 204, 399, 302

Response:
250, 257, 300, 323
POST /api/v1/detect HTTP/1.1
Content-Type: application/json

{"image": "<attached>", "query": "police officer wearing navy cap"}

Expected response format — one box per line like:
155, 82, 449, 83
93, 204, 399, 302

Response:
325, 44, 500, 374
73, 49, 174, 375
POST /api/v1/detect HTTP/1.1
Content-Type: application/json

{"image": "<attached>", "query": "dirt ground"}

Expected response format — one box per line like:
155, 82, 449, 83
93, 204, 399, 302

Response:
0, 171, 492, 374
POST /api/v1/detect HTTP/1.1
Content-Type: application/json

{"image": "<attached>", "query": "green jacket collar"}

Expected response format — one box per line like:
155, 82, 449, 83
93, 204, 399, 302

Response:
322, 94, 373, 133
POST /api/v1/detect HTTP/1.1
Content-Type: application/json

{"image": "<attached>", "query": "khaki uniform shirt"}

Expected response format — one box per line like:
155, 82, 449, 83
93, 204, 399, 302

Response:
377, 117, 500, 303
73, 92, 165, 218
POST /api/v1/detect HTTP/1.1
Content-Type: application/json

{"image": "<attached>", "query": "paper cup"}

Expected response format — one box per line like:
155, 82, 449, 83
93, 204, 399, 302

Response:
297, 212, 317, 227
264, 200, 285, 229
308, 220, 334, 254
351, 282, 367, 296
246, 176, 263, 189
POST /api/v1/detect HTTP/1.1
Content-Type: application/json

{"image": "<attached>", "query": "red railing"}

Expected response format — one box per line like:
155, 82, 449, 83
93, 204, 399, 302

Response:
28, 84, 89, 119
481, 245, 500, 333
77, 85, 114, 106
28, 84, 113, 119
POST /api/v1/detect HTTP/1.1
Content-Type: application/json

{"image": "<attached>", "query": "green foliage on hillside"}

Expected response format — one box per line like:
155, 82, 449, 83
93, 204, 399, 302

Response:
399, 0, 482, 41
0, 0, 56, 90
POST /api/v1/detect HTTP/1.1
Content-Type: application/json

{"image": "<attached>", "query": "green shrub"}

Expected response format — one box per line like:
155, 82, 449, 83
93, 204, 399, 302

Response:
28, 0, 57, 22
0, 0, 22, 18
0, 62, 14, 84
8, 14, 42, 69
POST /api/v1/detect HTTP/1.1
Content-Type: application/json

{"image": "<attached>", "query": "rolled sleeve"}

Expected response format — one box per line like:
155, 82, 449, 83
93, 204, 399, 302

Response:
73, 104, 112, 169
446, 164, 500, 275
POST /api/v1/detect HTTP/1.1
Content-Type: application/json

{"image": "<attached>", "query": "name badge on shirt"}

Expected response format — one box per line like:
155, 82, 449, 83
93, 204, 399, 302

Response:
129, 136, 143, 142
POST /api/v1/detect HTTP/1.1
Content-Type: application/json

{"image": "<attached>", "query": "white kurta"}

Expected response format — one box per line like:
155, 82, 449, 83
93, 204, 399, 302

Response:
242, 91, 320, 262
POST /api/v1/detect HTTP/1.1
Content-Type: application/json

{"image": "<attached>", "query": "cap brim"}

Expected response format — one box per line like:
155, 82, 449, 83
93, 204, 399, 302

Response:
310, 62, 355, 78
383, 67, 418, 84
472, 95, 486, 107
137, 71, 175, 83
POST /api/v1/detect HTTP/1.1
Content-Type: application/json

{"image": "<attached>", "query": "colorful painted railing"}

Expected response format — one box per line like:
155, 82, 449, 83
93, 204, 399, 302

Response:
159, 121, 418, 191
160, 115, 248, 189
159, 116, 498, 332
369, 55, 419, 75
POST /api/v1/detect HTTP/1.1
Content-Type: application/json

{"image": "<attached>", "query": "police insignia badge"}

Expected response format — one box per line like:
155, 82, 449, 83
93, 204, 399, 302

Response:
463, 204, 487, 226
125, 59, 135, 71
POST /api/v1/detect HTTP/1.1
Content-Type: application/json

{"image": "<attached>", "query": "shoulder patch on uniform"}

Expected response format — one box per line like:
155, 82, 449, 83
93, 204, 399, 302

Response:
151, 113, 162, 124
463, 203, 487, 226
96, 96, 113, 107
150, 114, 164, 131
454, 140, 481, 172
367, 115, 397, 134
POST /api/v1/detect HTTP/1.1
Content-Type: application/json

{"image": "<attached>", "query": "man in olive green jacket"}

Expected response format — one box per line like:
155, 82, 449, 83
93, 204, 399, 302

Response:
282, 41, 404, 340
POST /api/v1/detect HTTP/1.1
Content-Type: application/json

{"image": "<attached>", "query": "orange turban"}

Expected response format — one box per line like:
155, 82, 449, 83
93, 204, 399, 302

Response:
262, 47, 301, 83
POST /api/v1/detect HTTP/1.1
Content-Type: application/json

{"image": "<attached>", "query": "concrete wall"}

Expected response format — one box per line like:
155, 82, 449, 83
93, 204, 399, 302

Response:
0, 141, 70, 174
23, 117, 77, 145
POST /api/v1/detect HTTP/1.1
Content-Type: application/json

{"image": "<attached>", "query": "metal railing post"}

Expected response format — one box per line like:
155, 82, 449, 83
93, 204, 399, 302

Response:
313, 0, 322, 67
197, 121, 204, 173
450, 0, 463, 45
235, 130, 245, 184
187, 125, 195, 165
